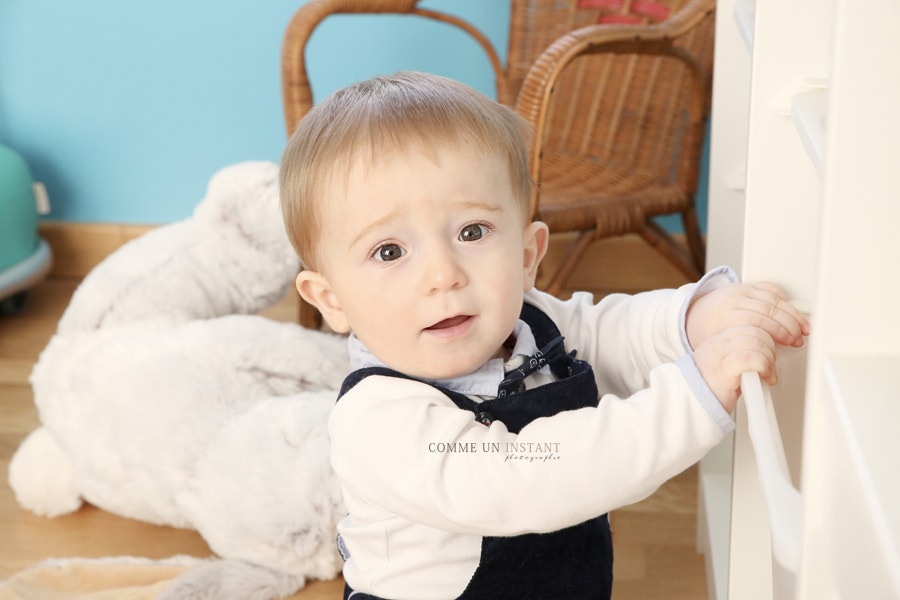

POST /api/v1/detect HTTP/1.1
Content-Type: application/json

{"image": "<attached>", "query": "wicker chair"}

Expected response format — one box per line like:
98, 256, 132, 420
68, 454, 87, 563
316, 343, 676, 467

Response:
282, 0, 715, 327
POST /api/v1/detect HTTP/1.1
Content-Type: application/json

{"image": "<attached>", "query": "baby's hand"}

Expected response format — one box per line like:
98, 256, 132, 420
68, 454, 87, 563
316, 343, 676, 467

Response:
687, 282, 810, 351
693, 325, 777, 413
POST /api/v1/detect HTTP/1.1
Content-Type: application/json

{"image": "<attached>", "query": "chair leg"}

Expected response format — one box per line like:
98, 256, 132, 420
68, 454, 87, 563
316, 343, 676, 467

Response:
681, 207, 706, 272
640, 220, 703, 281
545, 230, 595, 297
298, 295, 323, 330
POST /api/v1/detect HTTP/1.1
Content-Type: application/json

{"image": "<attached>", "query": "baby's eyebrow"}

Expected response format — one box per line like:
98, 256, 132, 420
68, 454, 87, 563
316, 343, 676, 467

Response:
452, 200, 503, 213
349, 207, 404, 250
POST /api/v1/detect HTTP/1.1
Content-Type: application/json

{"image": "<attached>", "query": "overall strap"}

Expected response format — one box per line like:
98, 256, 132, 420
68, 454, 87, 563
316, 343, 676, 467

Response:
337, 366, 408, 400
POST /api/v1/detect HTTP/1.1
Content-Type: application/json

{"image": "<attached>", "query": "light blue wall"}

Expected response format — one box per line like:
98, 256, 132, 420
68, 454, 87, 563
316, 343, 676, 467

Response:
0, 0, 509, 224
0, 0, 705, 230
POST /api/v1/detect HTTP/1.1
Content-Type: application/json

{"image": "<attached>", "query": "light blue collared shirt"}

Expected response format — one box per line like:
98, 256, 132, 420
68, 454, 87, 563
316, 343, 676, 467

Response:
347, 318, 555, 399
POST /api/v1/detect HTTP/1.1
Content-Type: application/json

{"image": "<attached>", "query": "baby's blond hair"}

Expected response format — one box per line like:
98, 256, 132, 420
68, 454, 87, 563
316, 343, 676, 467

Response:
279, 71, 534, 271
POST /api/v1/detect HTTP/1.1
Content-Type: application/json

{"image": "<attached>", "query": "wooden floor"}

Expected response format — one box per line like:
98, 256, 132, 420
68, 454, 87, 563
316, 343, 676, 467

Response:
0, 234, 708, 599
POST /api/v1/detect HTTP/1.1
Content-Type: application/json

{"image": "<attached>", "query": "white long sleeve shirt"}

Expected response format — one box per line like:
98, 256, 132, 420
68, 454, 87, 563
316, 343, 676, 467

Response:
329, 268, 737, 600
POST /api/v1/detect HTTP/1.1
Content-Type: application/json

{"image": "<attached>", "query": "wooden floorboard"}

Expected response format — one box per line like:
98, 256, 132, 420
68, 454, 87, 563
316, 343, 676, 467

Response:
0, 235, 707, 599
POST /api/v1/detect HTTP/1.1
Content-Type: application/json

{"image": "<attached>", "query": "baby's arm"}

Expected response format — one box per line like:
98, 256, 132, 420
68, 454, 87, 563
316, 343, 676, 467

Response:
330, 370, 729, 537
526, 267, 740, 396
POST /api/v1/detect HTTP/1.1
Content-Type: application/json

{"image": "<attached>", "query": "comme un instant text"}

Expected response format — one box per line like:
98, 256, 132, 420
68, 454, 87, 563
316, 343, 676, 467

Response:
427, 442, 561, 453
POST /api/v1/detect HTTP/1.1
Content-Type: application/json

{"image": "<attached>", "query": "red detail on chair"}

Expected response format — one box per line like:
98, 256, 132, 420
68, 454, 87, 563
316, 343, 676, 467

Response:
578, 0, 626, 9
579, 0, 671, 23
630, 0, 671, 21
598, 14, 644, 24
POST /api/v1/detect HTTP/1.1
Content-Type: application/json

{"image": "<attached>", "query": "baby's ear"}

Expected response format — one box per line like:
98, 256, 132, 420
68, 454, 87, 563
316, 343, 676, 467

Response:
522, 221, 550, 290
295, 271, 350, 333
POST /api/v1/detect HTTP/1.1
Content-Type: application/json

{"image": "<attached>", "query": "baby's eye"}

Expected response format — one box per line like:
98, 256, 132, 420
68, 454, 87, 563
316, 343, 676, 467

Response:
373, 243, 405, 262
458, 223, 491, 243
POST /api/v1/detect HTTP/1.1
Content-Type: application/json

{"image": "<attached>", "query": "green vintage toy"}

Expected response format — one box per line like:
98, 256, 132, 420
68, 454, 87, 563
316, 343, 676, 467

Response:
0, 144, 52, 314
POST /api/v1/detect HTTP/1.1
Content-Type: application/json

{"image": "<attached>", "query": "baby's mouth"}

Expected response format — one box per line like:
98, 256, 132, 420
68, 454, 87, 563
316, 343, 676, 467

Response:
426, 315, 472, 331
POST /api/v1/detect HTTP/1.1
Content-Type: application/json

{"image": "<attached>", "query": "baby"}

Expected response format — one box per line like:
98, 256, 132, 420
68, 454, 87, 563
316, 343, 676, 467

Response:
279, 71, 808, 600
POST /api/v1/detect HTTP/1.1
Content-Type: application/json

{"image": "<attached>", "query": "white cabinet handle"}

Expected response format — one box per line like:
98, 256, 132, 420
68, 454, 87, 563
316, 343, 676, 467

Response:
740, 372, 803, 572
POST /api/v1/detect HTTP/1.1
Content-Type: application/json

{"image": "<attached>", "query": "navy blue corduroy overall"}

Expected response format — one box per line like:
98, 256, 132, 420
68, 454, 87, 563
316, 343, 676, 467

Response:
337, 303, 613, 600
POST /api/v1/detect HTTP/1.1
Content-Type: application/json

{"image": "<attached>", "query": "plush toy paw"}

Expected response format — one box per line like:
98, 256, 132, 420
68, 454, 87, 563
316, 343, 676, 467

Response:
8, 426, 82, 517
158, 558, 305, 600
178, 391, 344, 582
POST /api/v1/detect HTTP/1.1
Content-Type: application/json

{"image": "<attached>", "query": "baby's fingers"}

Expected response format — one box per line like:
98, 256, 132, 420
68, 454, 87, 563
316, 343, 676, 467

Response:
721, 326, 778, 385
741, 283, 810, 348
693, 326, 777, 413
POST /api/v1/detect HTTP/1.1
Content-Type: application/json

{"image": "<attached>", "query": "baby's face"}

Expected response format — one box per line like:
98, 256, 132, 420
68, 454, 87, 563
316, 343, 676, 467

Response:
309, 145, 546, 380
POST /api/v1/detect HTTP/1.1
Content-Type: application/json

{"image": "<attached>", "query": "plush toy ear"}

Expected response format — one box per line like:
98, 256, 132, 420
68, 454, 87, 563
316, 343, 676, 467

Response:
295, 271, 350, 333
522, 221, 550, 291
